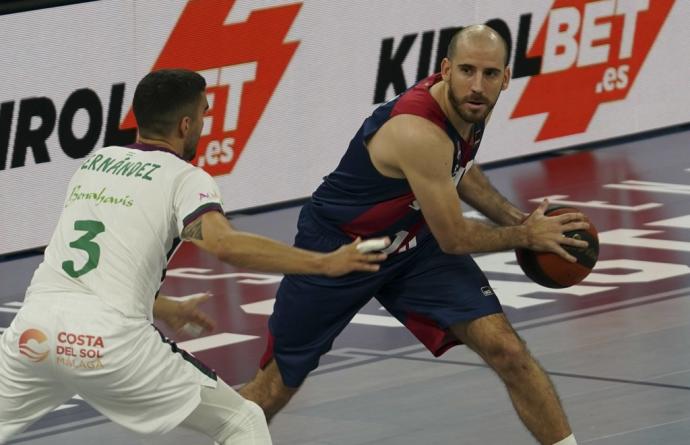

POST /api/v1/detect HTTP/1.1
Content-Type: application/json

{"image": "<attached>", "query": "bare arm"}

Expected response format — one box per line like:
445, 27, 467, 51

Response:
458, 164, 526, 226
368, 114, 588, 260
181, 210, 387, 276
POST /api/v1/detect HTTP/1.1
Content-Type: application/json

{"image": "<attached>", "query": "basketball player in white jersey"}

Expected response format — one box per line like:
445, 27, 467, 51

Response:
0, 69, 387, 445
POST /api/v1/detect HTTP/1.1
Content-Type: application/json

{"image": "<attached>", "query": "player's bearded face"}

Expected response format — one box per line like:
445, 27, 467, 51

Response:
182, 95, 207, 161
447, 71, 501, 124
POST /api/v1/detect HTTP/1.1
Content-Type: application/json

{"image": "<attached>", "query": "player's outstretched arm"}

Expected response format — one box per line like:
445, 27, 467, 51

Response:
181, 210, 388, 276
370, 114, 587, 260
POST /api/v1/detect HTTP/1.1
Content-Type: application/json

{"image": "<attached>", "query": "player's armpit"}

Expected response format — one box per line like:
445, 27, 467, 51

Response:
371, 115, 470, 252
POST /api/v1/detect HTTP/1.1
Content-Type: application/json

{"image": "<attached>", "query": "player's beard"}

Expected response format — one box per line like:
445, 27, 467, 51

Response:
447, 80, 498, 124
182, 135, 199, 161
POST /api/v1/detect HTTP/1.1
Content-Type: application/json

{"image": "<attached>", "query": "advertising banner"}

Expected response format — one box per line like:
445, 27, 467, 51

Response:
1, 0, 687, 254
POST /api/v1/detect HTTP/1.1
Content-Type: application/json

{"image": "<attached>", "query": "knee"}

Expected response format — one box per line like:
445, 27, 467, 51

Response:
244, 399, 265, 417
216, 400, 270, 445
243, 400, 268, 425
480, 335, 531, 375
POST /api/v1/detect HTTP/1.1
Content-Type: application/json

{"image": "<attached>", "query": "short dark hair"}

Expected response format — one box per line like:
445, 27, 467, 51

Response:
133, 69, 206, 138
447, 25, 510, 67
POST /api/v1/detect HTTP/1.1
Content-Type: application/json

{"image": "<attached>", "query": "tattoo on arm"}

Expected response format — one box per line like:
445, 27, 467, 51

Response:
181, 218, 203, 240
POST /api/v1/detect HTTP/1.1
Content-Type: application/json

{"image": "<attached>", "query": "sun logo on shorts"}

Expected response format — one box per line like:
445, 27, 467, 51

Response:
18, 329, 49, 363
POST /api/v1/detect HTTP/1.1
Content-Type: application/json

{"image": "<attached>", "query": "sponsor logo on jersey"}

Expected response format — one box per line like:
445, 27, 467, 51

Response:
56, 331, 105, 369
18, 328, 49, 363
199, 191, 221, 202
65, 185, 134, 208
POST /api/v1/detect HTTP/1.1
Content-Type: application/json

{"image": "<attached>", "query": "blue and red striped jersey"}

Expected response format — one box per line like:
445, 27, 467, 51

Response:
308, 73, 485, 254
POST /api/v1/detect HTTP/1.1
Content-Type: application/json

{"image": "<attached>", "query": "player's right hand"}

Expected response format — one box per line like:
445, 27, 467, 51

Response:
321, 237, 389, 277
154, 293, 216, 335
522, 200, 589, 262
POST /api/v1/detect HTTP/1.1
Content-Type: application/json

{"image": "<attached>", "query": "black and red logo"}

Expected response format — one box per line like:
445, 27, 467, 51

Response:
372, 0, 676, 141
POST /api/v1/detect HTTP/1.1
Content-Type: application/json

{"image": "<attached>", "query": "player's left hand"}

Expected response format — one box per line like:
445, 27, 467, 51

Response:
522, 199, 589, 262
153, 292, 216, 335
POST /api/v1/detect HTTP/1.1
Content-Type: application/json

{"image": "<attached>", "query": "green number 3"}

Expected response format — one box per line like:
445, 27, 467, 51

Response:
61, 220, 106, 278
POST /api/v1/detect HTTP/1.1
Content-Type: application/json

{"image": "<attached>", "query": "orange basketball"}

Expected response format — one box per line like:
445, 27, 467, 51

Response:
515, 207, 599, 288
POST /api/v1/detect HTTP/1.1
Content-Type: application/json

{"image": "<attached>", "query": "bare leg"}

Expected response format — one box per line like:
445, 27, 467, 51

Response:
451, 313, 572, 445
240, 359, 298, 422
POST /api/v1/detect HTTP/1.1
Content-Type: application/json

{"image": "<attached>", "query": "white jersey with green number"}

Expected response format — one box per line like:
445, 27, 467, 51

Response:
25, 144, 223, 320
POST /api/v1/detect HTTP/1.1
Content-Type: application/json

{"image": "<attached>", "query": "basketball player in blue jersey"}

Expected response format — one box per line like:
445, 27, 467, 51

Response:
241, 26, 585, 445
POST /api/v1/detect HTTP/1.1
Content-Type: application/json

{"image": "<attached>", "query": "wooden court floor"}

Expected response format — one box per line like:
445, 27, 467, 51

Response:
1, 127, 689, 444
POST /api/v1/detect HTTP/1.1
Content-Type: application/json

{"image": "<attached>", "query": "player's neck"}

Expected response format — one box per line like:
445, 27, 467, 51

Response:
136, 136, 182, 158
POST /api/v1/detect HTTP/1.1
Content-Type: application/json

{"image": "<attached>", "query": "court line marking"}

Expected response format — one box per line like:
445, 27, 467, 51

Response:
7, 417, 110, 445
0, 307, 19, 313
581, 415, 690, 443
348, 350, 690, 391
13, 287, 690, 441
241, 298, 403, 327
312, 287, 690, 382
178, 332, 259, 352
513, 287, 690, 332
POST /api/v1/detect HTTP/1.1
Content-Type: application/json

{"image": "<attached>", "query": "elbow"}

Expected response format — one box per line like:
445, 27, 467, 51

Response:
437, 239, 455, 254
209, 234, 235, 263
212, 233, 255, 269
433, 218, 475, 255
437, 236, 470, 255
215, 247, 231, 263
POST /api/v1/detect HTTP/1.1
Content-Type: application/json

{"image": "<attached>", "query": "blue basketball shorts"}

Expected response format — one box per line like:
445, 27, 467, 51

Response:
260, 211, 503, 388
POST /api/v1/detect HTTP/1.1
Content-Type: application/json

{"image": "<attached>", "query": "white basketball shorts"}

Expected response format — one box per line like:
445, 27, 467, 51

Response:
0, 293, 217, 442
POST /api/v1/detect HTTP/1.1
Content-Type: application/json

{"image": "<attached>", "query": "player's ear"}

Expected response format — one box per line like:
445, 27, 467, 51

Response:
179, 116, 191, 138
502, 66, 511, 90
440, 57, 452, 81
